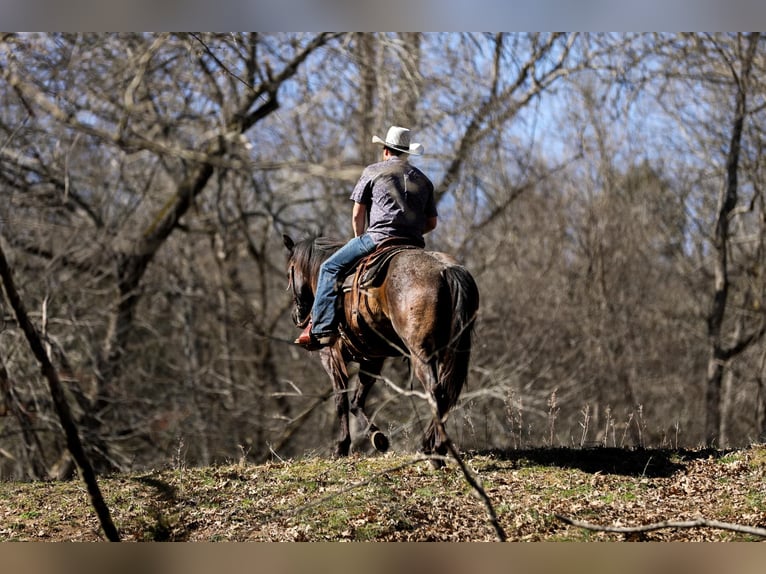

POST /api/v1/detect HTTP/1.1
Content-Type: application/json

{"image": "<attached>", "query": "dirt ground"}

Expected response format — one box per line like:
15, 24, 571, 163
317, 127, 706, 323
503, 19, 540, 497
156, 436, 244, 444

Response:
1, 445, 764, 542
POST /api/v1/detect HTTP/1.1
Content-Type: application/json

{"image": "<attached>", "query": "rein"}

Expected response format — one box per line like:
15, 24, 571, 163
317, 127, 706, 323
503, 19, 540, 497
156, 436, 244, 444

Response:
288, 263, 312, 328
295, 313, 311, 329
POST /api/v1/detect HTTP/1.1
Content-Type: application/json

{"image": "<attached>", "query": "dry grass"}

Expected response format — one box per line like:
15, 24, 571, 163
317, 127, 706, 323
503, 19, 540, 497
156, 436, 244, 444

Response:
1, 445, 764, 542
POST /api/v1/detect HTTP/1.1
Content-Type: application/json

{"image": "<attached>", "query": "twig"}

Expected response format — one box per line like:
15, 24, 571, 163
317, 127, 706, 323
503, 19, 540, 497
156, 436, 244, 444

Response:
372, 369, 507, 541
555, 514, 766, 539
435, 418, 507, 541
268, 387, 334, 454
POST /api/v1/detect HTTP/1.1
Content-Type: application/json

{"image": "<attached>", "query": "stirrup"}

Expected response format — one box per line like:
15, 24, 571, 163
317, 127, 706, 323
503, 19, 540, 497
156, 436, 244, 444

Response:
294, 323, 337, 350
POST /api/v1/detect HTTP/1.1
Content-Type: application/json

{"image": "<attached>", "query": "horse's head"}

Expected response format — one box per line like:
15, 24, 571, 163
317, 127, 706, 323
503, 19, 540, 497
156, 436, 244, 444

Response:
283, 234, 345, 327
283, 234, 314, 328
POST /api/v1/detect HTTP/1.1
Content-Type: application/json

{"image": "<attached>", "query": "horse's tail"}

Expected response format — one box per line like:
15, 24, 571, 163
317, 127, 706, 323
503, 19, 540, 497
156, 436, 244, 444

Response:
436, 264, 479, 412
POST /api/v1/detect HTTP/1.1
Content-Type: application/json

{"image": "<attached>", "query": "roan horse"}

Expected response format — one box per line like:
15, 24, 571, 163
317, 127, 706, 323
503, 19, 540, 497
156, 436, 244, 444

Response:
283, 235, 479, 466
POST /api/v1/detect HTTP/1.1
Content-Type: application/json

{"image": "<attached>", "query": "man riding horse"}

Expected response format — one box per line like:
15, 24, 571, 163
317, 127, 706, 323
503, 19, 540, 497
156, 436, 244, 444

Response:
294, 126, 438, 350
285, 126, 478, 464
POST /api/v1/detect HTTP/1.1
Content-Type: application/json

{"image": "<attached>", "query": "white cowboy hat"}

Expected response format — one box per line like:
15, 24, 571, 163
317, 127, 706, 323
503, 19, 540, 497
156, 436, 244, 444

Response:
371, 126, 424, 155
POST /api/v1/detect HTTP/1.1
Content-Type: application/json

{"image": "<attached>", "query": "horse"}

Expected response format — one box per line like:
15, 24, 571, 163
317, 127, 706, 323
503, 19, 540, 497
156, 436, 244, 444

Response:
283, 234, 479, 467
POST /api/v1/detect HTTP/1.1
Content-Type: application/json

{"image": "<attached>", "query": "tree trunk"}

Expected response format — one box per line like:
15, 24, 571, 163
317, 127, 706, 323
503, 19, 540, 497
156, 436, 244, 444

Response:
704, 32, 760, 446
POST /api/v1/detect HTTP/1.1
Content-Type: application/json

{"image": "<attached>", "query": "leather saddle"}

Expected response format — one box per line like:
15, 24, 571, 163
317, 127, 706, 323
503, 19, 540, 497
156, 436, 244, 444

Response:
341, 238, 422, 293
338, 238, 422, 357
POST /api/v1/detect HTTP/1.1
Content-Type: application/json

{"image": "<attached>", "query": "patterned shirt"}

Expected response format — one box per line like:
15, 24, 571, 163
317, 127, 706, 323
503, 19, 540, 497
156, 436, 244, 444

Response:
349, 156, 437, 246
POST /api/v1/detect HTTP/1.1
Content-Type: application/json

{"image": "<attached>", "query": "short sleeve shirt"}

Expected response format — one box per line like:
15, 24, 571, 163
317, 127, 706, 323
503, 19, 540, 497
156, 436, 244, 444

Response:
349, 157, 437, 246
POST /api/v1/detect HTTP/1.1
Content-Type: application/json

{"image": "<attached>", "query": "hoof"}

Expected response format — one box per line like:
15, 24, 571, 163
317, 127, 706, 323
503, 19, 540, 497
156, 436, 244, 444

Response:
370, 431, 389, 453
333, 442, 350, 458
427, 456, 445, 470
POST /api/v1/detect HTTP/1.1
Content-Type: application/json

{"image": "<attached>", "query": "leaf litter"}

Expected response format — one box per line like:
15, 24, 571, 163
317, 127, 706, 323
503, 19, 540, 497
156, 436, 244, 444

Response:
0, 445, 764, 541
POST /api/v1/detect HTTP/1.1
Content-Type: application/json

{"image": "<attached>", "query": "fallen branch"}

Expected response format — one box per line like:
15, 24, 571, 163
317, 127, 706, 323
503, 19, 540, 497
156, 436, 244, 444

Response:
434, 416, 507, 542
373, 369, 507, 542
555, 514, 766, 539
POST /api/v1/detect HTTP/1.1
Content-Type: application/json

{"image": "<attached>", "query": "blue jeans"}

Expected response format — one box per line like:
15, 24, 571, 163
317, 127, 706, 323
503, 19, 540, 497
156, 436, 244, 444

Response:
311, 233, 377, 336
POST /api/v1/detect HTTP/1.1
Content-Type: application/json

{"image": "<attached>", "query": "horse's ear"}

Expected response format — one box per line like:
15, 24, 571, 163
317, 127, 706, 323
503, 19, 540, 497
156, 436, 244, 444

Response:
283, 234, 295, 252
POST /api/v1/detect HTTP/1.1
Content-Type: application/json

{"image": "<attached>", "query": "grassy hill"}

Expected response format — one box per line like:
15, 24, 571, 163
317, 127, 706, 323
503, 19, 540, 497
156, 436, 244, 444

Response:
1, 446, 764, 542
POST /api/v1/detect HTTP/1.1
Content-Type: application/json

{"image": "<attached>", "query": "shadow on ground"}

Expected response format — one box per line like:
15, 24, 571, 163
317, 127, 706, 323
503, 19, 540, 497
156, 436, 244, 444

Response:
133, 475, 178, 502
472, 447, 732, 478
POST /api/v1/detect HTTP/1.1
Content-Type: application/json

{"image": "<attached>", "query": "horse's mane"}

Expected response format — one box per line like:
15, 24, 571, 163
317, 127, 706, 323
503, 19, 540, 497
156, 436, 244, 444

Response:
292, 236, 345, 279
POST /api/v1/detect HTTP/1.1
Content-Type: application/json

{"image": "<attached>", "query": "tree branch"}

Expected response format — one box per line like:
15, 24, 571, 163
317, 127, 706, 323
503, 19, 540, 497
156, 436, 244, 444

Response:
556, 514, 766, 539
375, 370, 507, 541
0, 243, 120, 541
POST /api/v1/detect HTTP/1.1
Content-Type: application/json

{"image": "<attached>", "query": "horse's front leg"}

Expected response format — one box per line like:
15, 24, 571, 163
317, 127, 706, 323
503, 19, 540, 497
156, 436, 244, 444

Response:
319, 347, 351, 457
350, 358, 389, 453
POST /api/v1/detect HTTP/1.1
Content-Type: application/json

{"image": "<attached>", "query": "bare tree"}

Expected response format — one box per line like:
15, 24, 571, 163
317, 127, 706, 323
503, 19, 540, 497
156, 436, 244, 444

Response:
5, 33, 766, 476
702, 33, 764, 446
0, 241, 119, 539
0, 32, 341, 473
646, 33, 766, 446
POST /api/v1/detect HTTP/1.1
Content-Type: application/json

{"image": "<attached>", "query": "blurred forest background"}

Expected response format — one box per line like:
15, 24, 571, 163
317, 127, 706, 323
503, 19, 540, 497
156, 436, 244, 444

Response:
1, 32, 766, 480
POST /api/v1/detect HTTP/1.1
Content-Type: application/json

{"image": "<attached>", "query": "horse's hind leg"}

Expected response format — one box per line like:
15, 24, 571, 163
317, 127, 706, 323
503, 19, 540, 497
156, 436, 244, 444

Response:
414, 358, 449, 468
320, 348, 351, 457
350, 358, 389, 452
422, 389, 450, 468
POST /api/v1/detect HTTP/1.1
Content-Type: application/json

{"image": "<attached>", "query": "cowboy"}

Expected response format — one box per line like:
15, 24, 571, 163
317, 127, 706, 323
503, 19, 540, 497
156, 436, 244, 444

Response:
295, 126, 438, 350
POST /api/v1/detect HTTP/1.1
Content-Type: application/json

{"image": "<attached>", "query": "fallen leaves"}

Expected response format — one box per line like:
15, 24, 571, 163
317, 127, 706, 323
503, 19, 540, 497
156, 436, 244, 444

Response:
0, 445, 763, 541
